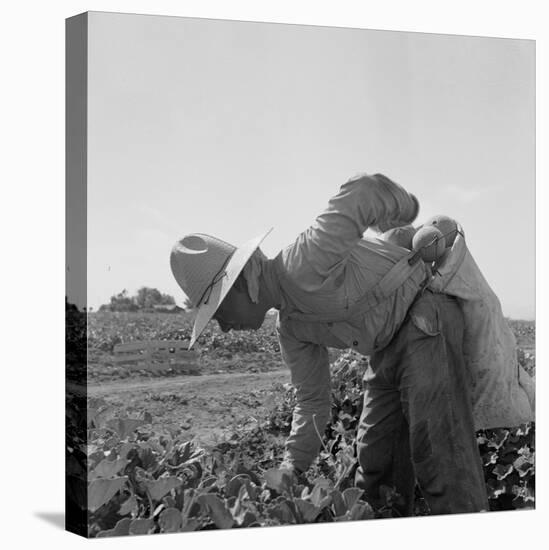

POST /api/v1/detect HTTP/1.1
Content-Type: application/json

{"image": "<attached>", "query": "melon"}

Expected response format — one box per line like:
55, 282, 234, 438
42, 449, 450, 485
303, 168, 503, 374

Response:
381, 225, 417, 250
412, 226, 446, 262
424, 215, 459, 248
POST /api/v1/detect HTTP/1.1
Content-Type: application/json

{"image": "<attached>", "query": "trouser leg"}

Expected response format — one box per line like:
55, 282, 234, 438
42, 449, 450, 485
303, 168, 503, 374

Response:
356, 291, 488, 515
355, 365, 416, 516
282, 345, 333, 473
395, 292, 488, 514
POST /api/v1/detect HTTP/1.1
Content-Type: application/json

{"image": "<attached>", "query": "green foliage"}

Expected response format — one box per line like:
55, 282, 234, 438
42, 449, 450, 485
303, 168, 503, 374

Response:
266, 350, 536, 514
87, 310, 281, 357
80, 316, 535, 535
84, 354, 535, 536
135, 287, 175, 309
85, 397, 377, 537
477, 424, 535, 510
99, 288, 176, 312
66, 298, 87, 381
101, 289, 139, 312
183, 296, 195, 311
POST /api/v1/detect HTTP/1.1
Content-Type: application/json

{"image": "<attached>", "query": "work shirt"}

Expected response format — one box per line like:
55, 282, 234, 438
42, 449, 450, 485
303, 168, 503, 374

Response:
260, 173, 428, 472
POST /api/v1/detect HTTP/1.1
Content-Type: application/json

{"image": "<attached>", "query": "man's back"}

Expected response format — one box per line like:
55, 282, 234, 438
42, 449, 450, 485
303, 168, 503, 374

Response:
274, 173, 421, 318
273, 228, 426, 356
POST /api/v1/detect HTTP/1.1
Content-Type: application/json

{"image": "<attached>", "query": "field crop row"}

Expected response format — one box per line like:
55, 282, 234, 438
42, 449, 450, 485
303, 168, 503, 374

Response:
66, 307, 535, 535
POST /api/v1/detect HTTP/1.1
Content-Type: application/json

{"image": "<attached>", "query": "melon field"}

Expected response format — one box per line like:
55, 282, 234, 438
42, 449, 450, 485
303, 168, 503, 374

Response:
66, 308, 535, 537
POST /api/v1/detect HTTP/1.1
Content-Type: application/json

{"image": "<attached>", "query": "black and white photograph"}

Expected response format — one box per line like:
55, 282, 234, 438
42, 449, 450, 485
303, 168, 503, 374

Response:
63, 9, 538, 539
4, 0, 549, 547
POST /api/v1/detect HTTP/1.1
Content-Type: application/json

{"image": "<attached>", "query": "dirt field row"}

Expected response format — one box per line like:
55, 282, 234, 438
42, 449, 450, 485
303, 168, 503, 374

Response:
87, 369, 291, 446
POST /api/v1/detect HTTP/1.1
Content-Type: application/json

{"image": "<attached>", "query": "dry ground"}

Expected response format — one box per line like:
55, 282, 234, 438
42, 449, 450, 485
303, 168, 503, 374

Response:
87, 369, 291, 446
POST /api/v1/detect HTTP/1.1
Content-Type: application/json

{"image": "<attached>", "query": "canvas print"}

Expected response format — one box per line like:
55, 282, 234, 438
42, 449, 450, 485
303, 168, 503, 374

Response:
65, 11, 536, 538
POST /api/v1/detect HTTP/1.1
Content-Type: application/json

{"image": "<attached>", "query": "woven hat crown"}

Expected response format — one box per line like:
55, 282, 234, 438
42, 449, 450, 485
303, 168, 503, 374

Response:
170, 233, 236, 307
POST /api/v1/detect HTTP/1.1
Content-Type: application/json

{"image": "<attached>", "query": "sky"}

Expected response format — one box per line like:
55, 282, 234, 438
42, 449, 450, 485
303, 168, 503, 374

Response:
84, 11, 535, 319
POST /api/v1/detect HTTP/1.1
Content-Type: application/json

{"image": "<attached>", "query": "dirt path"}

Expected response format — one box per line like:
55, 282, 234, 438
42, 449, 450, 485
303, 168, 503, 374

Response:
87, 369, 289, 397
86, 369, 291, 446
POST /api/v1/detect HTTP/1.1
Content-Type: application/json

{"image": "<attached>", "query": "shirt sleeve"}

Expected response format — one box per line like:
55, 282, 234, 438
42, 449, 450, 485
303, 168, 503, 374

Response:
282, 173, 418, 286
277, 319, 332, 473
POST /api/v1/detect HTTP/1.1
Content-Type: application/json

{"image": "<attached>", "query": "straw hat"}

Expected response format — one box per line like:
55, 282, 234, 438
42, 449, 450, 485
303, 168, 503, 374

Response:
170, 228, 272, 349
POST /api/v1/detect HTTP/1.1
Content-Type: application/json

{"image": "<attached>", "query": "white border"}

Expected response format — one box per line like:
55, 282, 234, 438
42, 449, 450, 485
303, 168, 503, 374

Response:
1, 1, 545, 549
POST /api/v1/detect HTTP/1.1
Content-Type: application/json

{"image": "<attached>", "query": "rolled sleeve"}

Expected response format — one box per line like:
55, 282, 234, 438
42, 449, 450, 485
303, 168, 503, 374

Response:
283, 173, 418, 286
277, 320, 332, 472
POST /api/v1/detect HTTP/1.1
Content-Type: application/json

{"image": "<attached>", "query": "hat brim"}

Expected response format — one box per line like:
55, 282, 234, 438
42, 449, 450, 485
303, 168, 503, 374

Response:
189, 228, 273, 348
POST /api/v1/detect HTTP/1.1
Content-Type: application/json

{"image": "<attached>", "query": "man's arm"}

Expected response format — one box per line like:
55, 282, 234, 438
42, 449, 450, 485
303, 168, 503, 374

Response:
282, 173, 418, 285
277, 320, 332, 473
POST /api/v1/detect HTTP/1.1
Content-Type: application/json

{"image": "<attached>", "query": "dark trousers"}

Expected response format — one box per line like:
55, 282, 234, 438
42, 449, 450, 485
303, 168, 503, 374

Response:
355, 290, 489, 516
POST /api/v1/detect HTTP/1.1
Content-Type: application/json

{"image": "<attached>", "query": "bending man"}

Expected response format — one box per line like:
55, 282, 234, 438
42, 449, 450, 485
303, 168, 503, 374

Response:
170, 173, 489, 515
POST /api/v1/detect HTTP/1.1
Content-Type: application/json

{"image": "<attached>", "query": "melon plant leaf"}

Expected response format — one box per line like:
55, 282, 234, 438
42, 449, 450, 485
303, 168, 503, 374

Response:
96, 518, 131, 538
342, 487, 363, 510
486, 479, 507, 499
309, 478, 334, 508
263, 468, 293, 494
515, 423, 531, 437
118, 442, 136, 460
137, 446, 157, 470
348, 501, 374, 521
119, 495, 138, 516
493, 463, 514, 481
487, 429, 509, 450
312, 478, 334, 492
483, 451, 498, 466
267, 500, 296, 524
90, 457, 128, 480
294, 498, 322, 523
197, 493, 234, 529
106, 418, 145, 440
513, 455, 535, 477
226, 474, 250, 498
331, 489, 347, 517
88, 477, 128, 512
243, 479, 259, 500
238, 510, 258, 527
129, 518, 154, 535
198, 475, 218, 490
180, 518, 200, 532
144, 477, 182, 501
175, 441, 193, 463
87, 408, 100, 428
159, 507, 182, 533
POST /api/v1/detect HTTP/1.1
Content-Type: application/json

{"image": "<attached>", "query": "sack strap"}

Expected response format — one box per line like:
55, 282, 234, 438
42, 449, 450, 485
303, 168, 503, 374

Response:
281, 252, 429, 324
432, 232, 468, 292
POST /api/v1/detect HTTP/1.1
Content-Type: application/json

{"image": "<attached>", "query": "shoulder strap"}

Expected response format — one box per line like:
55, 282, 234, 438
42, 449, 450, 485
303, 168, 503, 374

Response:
278, 252, 428, 323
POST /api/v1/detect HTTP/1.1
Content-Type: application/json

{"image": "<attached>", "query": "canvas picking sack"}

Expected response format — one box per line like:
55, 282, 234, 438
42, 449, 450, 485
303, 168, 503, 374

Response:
429, 229, 535, 429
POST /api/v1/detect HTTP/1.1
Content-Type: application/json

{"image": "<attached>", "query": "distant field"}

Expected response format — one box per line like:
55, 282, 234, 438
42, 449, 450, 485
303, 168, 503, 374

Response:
507, 319, 535, 352
87, 311, 346, 382
87, 312, 535, 381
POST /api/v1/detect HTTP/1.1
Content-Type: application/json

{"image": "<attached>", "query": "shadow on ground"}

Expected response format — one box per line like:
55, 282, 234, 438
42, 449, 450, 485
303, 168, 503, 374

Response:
34, 512, 65, 530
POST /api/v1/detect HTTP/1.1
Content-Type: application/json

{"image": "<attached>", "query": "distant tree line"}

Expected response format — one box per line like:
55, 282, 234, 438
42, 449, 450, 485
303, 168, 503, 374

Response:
98, 287, 188, 313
